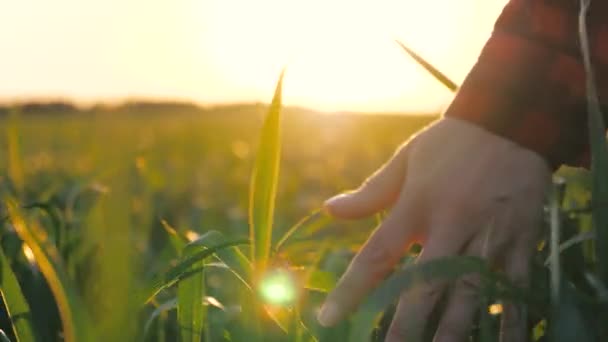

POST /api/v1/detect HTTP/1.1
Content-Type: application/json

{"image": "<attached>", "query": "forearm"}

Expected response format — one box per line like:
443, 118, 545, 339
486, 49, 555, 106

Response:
444, 0, 608, 169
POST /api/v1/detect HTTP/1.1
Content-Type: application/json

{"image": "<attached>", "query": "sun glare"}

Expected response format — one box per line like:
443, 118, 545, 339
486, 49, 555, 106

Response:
258, 269, 297, 306
202, 0, 508, 112
3, 0, 507, 111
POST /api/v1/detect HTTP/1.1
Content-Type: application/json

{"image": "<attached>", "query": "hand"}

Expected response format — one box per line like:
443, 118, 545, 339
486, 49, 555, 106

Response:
317, 117, 551, 341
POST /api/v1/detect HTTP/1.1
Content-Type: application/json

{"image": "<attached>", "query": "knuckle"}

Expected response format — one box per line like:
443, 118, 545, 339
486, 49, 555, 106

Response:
354, 244, 398, 280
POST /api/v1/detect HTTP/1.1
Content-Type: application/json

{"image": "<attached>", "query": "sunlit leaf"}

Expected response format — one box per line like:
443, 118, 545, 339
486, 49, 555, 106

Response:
142, 234, 249, 303
249, 71, 285, 271
0, 245, 36, 342
305, 269, 336, 293
178, 238, 209, 342
396, 40, 458, 92
5, 200, 92, 342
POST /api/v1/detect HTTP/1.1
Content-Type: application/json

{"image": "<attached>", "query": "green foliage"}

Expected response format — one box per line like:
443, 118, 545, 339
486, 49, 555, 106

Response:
178, 239, 208, 342
4, 201, 92, 342
0, 245, 35, 342
249, 71, 285, 270
1, 37, 607, 341
0, 330, 10, 342
579, 0, 608, 285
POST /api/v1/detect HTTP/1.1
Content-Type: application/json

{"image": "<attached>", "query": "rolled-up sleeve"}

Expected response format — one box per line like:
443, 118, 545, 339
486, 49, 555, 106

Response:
444, 0, 608, 168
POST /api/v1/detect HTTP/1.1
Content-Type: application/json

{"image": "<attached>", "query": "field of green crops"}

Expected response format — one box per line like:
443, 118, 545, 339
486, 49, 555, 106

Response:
0, 77, 607, 341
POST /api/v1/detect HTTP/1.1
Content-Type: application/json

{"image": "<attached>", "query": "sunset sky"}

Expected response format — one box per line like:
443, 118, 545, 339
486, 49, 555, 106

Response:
1, 0, 508, 113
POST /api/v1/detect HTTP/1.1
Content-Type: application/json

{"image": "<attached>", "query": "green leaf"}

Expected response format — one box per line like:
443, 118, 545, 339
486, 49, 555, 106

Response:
549, 277, 594, 342
305, 269, 337, 293
23, 201, 64, 249
249, 71, 285, 270
396, 40, 458, 92
143, 298, 177, 339
579, 0, 608, 285
0, 330, 10, 342
160, 219, 187, 253
178, 238, 209, 342
0, 245, 36, 342
200, 231, 252, 289
143, 233, 249, 303
274, 209, 323, 254
5, 200, 93, 342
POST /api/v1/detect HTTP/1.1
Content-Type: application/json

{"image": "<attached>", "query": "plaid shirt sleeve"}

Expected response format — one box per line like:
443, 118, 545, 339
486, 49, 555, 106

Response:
443, 0, 608, 169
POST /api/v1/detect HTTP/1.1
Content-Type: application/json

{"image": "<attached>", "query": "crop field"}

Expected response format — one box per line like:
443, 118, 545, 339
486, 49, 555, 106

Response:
2, 0, 607, 340
0, 103, 429, 341
0, 92, 606, 342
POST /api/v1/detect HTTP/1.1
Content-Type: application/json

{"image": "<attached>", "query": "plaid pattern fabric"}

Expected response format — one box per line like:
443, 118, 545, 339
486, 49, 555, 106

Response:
444, 0, 608, 168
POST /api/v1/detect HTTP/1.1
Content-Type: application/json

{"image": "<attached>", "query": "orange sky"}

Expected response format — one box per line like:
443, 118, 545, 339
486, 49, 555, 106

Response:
0, 0, 508, 113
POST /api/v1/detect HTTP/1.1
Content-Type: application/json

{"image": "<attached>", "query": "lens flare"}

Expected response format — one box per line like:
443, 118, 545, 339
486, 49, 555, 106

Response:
258, 269, 297, 306
22, 244, 35, 264
488, 303, 503, 316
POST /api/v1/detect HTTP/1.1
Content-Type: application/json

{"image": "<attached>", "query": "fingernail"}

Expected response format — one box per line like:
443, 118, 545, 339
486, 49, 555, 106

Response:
317, 302, 341, 327
324, 194, 349, 208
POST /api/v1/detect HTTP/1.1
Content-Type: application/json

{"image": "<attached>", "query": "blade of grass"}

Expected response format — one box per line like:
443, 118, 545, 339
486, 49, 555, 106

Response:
249, 71, 285, 271
274, 208, 323, 254
0, 246, 36, 342
143, 236, 249, 303
178, 235, 217, 342
143, 298, 177, 339
0, 330, 10, 342
395, 40, 458, 92
579, 0, 608, 285
5, 199, 92, 342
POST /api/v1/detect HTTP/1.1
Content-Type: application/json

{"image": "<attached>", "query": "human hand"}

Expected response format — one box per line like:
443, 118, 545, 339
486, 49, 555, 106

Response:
317, 117, 551, 341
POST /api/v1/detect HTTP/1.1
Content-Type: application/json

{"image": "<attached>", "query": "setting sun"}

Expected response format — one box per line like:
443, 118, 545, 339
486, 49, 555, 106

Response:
2, 0, 507, 112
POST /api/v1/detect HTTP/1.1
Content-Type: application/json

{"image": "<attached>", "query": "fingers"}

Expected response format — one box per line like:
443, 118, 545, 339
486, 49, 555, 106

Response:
385, 221, 475, 342
432, 274, 481, 342
317, 191, 421, 327
499, 239, 534, 342
432, 215, 509, 342
324, 143, 411, 219
433, 205, 538, 342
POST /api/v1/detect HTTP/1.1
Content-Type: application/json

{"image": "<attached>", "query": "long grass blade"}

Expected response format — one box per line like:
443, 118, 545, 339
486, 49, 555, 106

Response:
143, 235, 249, 303
5, 200, 92, 342
396, 40, 458, 92
0, 246, 36, 342
249, 71, 285, 271
143, 298, 177, 339
0, 330, 10, 342
274, 208, 323, 254
178, 235, 215, 342
579, 0, 608, 284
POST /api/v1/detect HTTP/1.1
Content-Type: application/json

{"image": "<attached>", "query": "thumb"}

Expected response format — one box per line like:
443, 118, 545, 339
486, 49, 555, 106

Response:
324, 142, 411, 219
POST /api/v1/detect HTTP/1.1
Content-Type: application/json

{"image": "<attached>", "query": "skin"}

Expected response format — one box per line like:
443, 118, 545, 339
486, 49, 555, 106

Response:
317, 117, 552, 341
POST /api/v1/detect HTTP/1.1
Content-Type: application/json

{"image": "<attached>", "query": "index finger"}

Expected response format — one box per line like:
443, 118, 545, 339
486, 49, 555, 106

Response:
317, 190, 423, 327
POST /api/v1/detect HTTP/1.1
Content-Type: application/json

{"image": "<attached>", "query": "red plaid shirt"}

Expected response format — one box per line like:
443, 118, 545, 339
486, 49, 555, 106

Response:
444, 0, 608, 168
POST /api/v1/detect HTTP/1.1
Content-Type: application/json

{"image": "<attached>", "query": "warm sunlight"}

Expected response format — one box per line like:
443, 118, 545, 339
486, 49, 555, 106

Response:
2, 0, 508, 112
